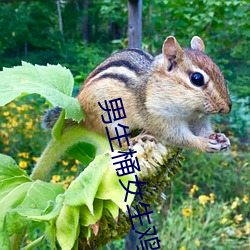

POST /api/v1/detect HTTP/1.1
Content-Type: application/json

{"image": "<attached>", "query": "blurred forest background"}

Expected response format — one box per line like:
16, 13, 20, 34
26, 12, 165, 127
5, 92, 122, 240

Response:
0, 0, 249, 249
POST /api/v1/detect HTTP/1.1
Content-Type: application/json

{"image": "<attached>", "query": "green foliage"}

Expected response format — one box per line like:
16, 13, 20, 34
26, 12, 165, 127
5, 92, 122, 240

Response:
143, 0, 250, 99
0, 62, 84, 121
0, 0, 249, 100
0, 154, 64, 249
157, 196, 249, 249
0, 1, 249, 249
0, 62, 133, 249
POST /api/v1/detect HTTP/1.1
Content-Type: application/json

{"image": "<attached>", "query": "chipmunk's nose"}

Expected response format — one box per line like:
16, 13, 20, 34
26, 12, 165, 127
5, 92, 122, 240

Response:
219, 101, 232, 114
228, 101, 232, 112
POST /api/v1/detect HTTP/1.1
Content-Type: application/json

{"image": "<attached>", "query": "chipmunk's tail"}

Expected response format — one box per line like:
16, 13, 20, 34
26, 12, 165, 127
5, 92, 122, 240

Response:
41, 106, 62, 130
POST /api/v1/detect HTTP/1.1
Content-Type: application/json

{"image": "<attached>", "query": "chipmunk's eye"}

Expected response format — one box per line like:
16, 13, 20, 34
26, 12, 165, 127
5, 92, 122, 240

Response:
190, 72, 204, 87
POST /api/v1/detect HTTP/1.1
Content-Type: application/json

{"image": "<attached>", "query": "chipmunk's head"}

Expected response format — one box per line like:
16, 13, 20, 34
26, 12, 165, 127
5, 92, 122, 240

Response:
158, 36, 232, 115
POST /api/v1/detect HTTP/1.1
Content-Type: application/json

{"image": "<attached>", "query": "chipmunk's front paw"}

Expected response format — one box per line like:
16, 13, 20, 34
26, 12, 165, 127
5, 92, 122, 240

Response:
130, 133, 156, 147
206, 133, 230, 152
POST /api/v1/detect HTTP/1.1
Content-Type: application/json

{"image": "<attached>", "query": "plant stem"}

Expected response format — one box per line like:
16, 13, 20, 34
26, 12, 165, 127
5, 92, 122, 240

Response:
30, 125, 110, 181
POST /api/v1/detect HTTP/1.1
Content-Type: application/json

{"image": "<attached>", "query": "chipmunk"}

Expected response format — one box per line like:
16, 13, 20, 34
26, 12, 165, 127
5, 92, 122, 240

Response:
43, 36, 232, 153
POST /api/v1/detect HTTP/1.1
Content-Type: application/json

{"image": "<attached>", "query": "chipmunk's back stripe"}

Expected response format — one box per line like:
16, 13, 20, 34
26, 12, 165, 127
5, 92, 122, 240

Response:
91, 60, 140, 79
122, 48, 154, 62
96, 73, 130, 85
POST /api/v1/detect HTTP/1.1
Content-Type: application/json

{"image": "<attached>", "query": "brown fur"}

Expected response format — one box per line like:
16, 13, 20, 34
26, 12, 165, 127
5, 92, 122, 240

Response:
77, 36, 232, 152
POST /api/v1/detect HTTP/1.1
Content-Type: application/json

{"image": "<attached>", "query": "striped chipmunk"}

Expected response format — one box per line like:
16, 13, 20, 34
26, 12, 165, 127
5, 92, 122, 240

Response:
43, 36, 232, 153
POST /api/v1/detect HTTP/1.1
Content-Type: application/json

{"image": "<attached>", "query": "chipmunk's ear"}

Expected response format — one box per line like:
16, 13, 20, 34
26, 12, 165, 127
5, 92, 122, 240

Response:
191, 36, 205, 52
162, 36, 184, 63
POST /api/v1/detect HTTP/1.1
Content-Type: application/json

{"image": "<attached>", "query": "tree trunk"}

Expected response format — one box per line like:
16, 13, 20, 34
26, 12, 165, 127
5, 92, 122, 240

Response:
125, 227, 137, 250
56, 0, 63, 36
128, 0, 142, 48
82, 0, 89, 41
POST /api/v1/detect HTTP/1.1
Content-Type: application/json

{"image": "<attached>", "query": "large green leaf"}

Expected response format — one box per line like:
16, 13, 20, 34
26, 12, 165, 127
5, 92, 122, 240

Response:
0, 176, 31, 201
95, 162, 136, 212
0, 62, 84, 121
56, 205, 80, 250
65, 142, 96, 165
0, 154, 30, 181
63, 153, 110, 213
64, 152, 136, 213
0, 154, 65, 249
20, 181, 64, 213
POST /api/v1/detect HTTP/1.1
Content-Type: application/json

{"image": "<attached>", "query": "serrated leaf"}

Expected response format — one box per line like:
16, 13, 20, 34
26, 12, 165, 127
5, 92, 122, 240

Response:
56, 205, 80, 250
0, 182, 32, 218
64, 153, 110, 213
96, 164, 135, 212
0, 176, 31, 201
0, 154, 65, 244
20, 181, 64, 212
66, 142, 96, 165
80, 199, 103, 227
0, 154, 30, 181
0, 62, 84, 121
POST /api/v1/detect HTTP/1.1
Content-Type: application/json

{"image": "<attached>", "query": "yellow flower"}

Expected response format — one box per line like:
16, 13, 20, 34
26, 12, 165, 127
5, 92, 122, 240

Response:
63, 182, 69, 189
4, 147, 10, 152
179, 247, 186, 250
244, 221, 250, 234
11, 119, 18, 127
66, 176, 75, 182
194, 238, 201, 247
232, 150, 237, 156
234, 214, 243, 224
189, 184, 199, 197
243, 195, 248, 204
75, 159, 81, 165
236, 229, 242, 237
220, 217, 228, 224
18, 152, 30, 159
209, 193, 215, 204
70, 165, 77, 172
26, 121, 33, 129
221, 162, 228, 167
0, 130, 8, 138
231, 198, 240, 209
32, 157, 39, 162
9, 102, 16, 108
51, 175, 61, 183
3, 111, 9, 116
198, 195, 210, 206
182, 207, 192, 217
3, 138, 9, 145
19, 161, 28, 169
62, 160, 69, 166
